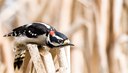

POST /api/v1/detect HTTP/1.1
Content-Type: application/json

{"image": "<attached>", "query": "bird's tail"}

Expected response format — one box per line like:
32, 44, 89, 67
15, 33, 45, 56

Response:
14, 46, 26, 70
3, 32, 13, 37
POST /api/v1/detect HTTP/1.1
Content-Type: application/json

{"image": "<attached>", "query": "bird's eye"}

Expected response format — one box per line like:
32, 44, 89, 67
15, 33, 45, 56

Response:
58, 40, 64, 43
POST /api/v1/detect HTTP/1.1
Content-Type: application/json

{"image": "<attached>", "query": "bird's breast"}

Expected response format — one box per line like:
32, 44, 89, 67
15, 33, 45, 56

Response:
14, 35, 47, 45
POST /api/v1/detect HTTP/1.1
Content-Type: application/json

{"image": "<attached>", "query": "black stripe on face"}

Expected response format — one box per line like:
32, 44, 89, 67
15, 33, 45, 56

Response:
47, 41, 54, 48
49, 31, 68, 44
47, 41, 74, 48
50, 35, 59, 43
55, 32, 68, 40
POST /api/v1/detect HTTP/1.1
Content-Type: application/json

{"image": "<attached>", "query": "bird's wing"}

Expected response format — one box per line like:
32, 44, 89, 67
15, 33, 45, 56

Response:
4, 23, 56, 38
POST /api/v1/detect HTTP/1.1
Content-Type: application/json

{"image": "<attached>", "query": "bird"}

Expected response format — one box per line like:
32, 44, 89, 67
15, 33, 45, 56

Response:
4, 22, 74, 69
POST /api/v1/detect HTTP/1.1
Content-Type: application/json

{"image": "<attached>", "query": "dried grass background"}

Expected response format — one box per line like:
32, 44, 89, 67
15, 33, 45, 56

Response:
0, 0, 128, 73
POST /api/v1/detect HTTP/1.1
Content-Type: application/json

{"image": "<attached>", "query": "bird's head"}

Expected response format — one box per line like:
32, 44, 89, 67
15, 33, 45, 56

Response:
46, 30, 74, 48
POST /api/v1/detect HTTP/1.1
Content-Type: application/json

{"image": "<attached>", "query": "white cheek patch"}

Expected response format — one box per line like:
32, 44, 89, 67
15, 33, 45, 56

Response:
47, 35, 50, 42
54, 35, 63, 40
47, 34, 61, 46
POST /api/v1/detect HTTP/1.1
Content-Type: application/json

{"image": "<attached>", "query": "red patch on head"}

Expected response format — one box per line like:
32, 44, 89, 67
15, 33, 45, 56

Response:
49, 31, 55, 36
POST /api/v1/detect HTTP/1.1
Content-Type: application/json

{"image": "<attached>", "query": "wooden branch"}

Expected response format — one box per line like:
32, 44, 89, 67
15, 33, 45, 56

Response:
0, 61, 5, 73
40, 48, 56, 73
27, 0, 48, 21
27, 44, 46, 73
64, 46, 70, 72
113, 34, 128, 73
108, 0, 124, 73
78, 0, 92, 7
56, 47, 70, 73
96, 0, 110, 73
113, 0, 123, 38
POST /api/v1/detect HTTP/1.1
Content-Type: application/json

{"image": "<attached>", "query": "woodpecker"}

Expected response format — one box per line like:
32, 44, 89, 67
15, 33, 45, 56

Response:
4, 22, 74, 69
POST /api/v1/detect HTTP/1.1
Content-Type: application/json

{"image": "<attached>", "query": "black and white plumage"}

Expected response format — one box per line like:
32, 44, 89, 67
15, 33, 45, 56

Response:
4, 22, 73, 69
4, 23, 55, 45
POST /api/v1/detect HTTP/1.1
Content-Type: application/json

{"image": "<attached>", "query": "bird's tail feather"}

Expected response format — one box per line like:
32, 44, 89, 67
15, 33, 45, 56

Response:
3, 32, 13, 37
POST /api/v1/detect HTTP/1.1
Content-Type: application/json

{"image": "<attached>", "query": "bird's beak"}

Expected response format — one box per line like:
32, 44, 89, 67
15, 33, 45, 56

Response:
64, 39, 74, 46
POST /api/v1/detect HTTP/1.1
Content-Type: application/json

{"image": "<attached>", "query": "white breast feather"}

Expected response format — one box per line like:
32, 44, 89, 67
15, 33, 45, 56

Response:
14, 35, 47, 45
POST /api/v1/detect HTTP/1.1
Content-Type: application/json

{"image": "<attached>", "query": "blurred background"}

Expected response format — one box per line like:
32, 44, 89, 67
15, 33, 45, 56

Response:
0, 0, 128, 73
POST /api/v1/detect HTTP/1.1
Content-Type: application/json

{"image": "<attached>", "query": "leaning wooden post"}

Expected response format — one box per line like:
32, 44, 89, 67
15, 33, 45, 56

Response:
56, 47, 70, 73
64, 46, 70, 72
27, 44, 46, 73
0, 61, 5, 73
40, 48, 56, 73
